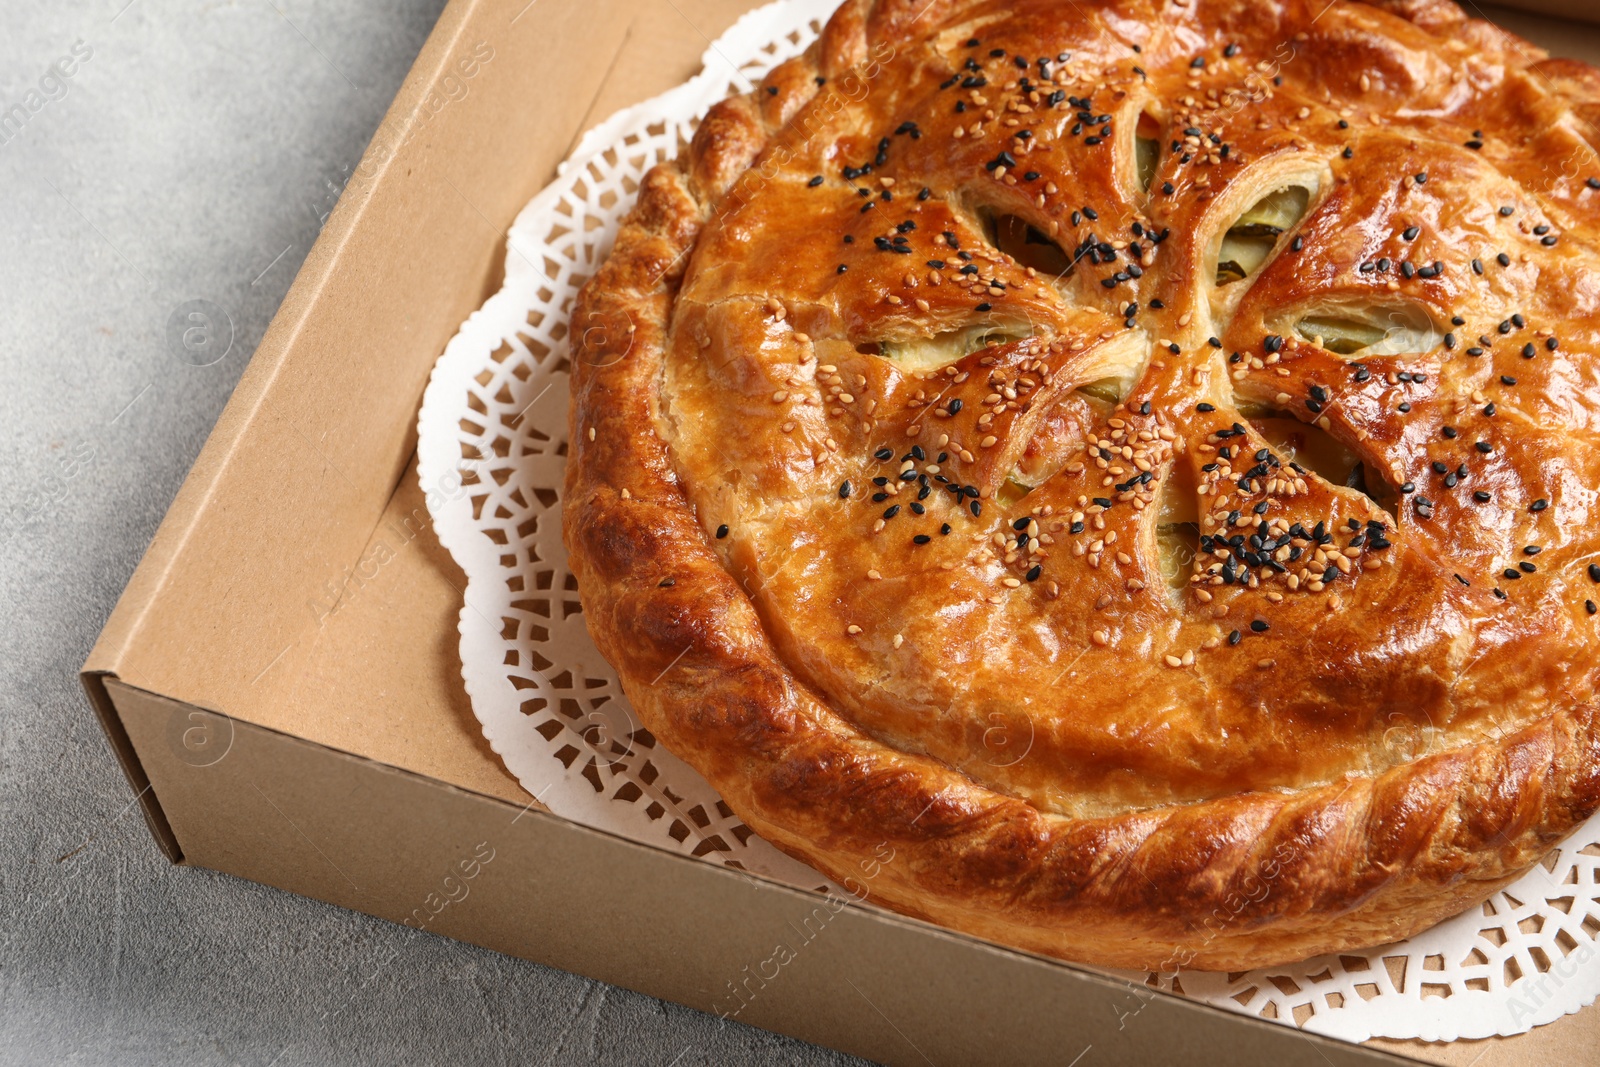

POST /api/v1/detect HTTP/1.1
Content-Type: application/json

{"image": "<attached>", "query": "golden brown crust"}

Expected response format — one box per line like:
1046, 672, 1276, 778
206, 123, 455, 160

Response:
564, 0, 1600, 969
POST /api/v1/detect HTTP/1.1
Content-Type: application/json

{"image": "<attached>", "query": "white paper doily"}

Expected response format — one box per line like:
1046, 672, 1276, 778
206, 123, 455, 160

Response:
416, 0, 1600, 1043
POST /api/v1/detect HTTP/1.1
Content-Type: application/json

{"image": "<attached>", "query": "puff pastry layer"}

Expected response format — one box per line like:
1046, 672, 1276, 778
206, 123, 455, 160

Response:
565, 0, 1600, 969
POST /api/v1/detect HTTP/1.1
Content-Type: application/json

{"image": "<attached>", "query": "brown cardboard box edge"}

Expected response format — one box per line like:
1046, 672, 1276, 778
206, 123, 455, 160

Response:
106, 677, 1403, 1066
78, 1, 1600, 1063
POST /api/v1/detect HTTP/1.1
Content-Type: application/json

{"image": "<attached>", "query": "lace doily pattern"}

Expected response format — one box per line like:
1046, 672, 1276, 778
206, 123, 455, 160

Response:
416, 0, 1600, 1042
417, 0, 841, 892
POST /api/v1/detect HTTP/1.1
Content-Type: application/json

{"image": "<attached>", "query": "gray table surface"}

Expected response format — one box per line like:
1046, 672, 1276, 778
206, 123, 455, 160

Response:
0, 2, 857, 1063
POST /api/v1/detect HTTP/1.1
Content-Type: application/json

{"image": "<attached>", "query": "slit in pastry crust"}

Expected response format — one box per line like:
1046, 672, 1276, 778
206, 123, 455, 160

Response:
1241, 409, 1401, 515
982, 209, 1075, 277
1289, 305, 1440, 357
1135, 111, 1162, 195
877, 324, 1031, 372
1216, 185, 1311, 286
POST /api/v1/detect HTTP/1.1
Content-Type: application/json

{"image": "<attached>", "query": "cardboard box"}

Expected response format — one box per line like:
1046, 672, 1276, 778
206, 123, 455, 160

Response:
81, 1, 1600, 1062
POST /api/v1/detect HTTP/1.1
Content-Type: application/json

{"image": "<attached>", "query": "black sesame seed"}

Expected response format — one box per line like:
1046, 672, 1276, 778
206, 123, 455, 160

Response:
1532, 498, 1549, 512
839, 481, 852, 499
1250, 620, 1269, 632
1590, 563, 1600, 583
1025, 565, 1042, 582
1474, 490, 1491, 502
808, 175, 824, 187
716, 524, 729, 539
913, 534, 931, 544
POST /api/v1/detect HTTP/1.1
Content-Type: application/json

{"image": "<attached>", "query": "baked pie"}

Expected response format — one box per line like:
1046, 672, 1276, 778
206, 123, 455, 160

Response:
564, 0, 1600, 969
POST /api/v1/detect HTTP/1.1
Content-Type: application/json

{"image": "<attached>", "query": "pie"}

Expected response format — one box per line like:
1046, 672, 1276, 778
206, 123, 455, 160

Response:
563, 0, 1600, 970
